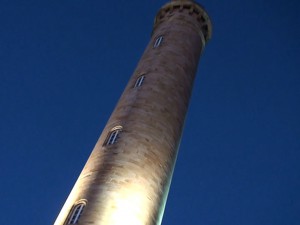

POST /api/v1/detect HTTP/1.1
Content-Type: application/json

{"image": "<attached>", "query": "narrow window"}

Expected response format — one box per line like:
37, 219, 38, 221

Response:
134, 75, 145, 88
105, 126, 122, 145
67, 202, 85, 224
154, 36, 163, 48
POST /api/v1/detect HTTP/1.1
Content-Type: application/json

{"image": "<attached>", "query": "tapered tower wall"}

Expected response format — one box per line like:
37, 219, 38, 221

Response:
54, 1, 211, 225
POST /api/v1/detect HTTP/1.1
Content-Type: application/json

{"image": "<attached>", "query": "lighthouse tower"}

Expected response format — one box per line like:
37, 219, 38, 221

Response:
54, 0, 212, 224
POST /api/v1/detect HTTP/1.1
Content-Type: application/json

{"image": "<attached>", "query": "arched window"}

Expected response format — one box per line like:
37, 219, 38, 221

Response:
154, 36, 163, 48
67, 202, 86, 224
134, 75, 145, 88
105, 126, 122, 145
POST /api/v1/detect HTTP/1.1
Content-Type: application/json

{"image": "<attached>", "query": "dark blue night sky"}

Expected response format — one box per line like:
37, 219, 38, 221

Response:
0, 0, 299, 224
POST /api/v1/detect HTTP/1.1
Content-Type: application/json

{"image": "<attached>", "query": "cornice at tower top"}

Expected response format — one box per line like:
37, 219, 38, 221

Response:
153, 0, 212, 43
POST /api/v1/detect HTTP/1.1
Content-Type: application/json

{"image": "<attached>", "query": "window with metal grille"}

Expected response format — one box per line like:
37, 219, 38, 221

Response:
154, 36, 163, 48
105, 126, 122, 145
134, 75, 145, 88
67, 202, 85, 224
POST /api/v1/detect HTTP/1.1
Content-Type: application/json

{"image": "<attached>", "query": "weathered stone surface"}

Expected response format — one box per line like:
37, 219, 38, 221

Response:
54, 1, 211, 225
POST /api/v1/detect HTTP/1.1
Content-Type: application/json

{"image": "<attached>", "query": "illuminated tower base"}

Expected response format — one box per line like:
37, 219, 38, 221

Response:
54, 0, 211, 224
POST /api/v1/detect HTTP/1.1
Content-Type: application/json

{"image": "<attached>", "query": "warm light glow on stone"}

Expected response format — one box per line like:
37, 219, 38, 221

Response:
103, 185, 148, 225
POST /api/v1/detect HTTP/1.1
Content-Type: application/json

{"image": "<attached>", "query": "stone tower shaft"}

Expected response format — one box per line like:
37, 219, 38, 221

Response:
54, 1, 211, 225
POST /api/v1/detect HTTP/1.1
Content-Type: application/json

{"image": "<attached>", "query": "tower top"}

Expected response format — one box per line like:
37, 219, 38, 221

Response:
153, 0, 212, 43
